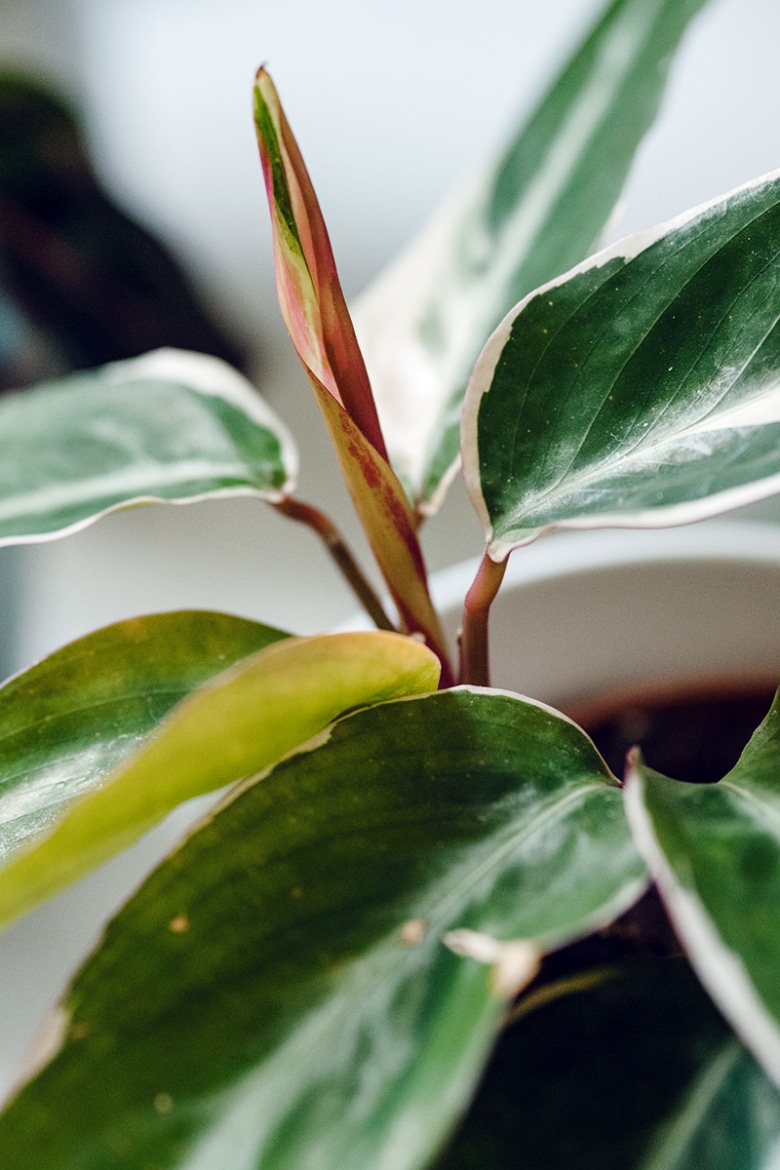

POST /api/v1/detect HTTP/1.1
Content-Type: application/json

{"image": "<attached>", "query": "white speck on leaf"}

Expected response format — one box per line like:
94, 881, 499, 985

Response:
154, 1093, 174, 1115
444, 929, 541, 997
399, 919, 427, 945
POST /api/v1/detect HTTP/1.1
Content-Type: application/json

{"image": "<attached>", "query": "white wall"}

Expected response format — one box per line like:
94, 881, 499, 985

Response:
67, 0, 780, 319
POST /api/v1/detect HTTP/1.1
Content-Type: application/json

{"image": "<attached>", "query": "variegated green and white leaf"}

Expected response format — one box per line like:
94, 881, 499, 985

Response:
463, 168, 780, 560
0, 689, 645, 1170
353, 0, 711, 513
0, 348, 297, 546
624, 690, 780, 1089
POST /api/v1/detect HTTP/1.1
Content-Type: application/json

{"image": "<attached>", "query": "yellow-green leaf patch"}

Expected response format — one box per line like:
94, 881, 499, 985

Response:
0, 611, 288, 868
0, 631, 439, 930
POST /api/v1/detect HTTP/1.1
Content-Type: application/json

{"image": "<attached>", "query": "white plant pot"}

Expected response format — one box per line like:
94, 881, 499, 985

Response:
1, 519, 780, 1099
427, 520, 780, 710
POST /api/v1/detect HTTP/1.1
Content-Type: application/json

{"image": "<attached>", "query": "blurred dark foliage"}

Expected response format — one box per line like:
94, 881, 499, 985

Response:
0, 72, 249, 392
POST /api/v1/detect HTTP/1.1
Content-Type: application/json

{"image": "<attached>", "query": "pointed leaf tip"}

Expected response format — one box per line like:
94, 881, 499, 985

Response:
353, 0, 712, 514
253, 67, 387, 460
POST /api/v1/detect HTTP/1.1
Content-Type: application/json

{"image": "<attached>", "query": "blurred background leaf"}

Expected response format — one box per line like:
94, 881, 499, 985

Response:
0, 72, 248, 392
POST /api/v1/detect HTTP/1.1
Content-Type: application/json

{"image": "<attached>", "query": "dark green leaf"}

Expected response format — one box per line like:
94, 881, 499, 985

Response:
353, 0, 711, 512
0, 349, 297, 545
625, 690, 780, 1088
464, 168, 780, 558
0, 689, 645, 1170
437, 959, 780, 1170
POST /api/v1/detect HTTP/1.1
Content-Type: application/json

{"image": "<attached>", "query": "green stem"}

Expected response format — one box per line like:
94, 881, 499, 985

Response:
273, 497, 397, 632
458, 552, 507, 687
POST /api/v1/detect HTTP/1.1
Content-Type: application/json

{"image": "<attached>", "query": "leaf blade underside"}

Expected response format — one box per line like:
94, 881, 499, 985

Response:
353, 0, 712, 513
625, 689, 780, 1089
0, 348, 297, 546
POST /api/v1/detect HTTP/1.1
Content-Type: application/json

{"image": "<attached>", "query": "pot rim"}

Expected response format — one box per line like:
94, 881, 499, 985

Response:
428, 519, 780, 615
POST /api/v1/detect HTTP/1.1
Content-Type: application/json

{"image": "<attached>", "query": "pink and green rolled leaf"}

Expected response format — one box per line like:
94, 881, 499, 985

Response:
254, 70, 450, 677
254, 68, 386, 457
0, 611, 288, 870
314, 388, 451, 671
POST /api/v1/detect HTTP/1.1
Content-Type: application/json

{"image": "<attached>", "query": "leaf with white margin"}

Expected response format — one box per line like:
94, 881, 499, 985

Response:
463, 167, 780, 560
624, 689, 780, 1089
0, 348, 297, 546
0, 631, 439, 931
0, 688, 646, 1170
352, 0, 711, 513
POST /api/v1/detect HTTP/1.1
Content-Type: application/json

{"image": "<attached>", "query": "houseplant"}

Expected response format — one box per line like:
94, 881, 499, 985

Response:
0, 0, 779, 1164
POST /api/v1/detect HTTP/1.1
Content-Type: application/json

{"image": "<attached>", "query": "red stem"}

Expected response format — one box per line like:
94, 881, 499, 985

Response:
273, 497, 396, 632
458, 552, 508, 687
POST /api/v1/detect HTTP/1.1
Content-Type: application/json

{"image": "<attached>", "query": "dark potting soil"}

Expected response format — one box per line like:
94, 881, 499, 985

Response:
540, 681, 779, 977
580, 683, 778, 785
542, 683, 780, 970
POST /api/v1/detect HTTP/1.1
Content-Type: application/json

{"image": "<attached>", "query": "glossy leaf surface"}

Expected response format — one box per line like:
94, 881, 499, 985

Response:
0, 631, 439, 930
0, 611, 287, 867
437, 959, 780, 1170
254, 71, 450, 674
625, 690, 780, 1088
0, 348, 297, 546
0, 689, 645, 1170
464, 168, 780, 559
353, 0, 710, 512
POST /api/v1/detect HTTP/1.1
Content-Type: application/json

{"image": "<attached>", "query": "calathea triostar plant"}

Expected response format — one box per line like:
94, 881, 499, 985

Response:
0, 0, 780, 1166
